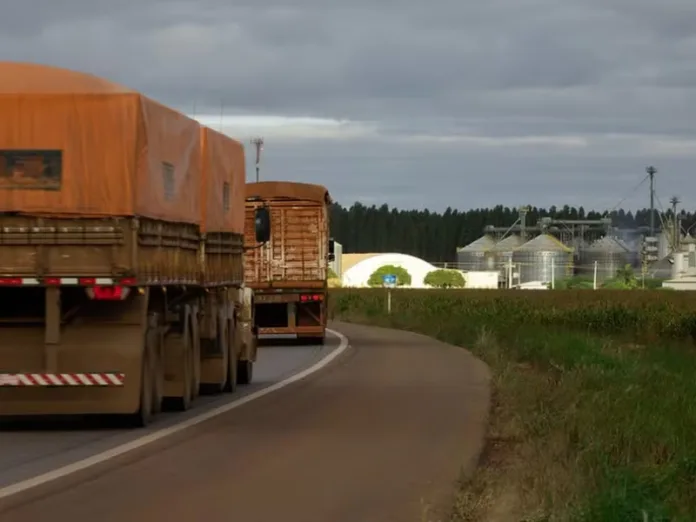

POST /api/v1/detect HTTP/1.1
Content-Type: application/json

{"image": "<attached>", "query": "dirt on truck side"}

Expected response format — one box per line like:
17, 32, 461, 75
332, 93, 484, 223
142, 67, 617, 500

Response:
243, 181, 334, 343
0, 62, 266, 426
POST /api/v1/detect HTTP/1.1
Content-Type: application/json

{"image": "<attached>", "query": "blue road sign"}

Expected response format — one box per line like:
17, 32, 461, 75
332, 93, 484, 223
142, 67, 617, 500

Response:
382, 274, 397, 287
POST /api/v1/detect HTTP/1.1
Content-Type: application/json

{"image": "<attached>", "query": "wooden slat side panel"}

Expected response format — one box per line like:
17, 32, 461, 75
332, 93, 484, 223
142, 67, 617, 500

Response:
243, 201, 327, 285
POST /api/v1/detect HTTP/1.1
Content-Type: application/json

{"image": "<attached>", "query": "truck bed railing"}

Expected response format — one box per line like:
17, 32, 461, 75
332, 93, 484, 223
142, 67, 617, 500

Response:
0, 224, 123, 245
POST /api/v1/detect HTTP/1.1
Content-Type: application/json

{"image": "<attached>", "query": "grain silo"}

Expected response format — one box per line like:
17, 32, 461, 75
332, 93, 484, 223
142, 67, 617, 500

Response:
512, 234, 574, 284
456, 235, 496, 271
578, 236, 638, 282
486, 234, 525, 270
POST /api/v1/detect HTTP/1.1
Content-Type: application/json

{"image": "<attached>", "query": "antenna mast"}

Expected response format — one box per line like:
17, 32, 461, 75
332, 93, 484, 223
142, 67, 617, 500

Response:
251, 137, 264, 182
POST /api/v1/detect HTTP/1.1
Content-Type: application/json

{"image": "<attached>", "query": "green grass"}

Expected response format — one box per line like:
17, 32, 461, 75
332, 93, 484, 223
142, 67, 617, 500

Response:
329, 289, 696, 521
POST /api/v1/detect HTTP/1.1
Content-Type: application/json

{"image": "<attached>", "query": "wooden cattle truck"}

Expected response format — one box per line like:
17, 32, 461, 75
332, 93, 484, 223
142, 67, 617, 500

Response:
244, 182, 335, 344
0, 62, 269, 426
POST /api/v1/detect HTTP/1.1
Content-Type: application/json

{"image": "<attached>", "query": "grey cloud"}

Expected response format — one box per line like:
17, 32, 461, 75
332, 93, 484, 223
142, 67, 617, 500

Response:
1, 1, 696, 210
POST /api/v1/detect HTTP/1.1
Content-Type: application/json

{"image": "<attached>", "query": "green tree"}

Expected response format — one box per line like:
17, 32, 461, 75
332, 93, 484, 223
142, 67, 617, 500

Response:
424, 269, 466, 288
603, 264, 639, 289
328, 267, 338, 279
367, 265, 412, 287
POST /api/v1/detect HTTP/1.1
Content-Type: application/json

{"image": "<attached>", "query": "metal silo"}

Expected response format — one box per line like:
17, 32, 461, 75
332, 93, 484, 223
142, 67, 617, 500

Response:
486, 234, 525, 271
512, 234, 574, 284
456, 235, 496, 270
579, 236, 638, 282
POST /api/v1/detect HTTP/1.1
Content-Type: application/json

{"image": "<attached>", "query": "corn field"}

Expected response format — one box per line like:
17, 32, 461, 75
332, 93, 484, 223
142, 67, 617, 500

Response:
329, 289, 696, 341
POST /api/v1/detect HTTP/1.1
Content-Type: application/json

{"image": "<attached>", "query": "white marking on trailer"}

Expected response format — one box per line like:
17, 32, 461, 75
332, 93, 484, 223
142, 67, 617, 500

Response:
77, 374, 92, 386
17, 375, 32, 386
0, 374, 19, 386
21, 278, 40, 285
63, 374, 79, 386
93, 374, 108, 386
0, 328, 349, 500
106, 374, 123, 385
46, 375, 62, 386
60, 278, 79, 285
95, 278, 114, 285
32, 374, 48, 386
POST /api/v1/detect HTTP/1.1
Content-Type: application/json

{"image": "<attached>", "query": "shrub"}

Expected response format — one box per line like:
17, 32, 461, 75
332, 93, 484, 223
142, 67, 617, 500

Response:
367, 264, 412, 287
424, 269, 466, 288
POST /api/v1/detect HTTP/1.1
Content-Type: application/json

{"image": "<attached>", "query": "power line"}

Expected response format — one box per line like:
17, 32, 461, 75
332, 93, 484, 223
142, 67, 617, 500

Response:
607, 174, 649, 214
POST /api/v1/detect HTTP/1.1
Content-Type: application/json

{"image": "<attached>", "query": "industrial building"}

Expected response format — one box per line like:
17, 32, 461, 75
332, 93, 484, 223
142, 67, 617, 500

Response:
577, 236, 638, 283
458, 166, 696, 288
452, 203, 696, 287
512, 234, 574, 285
455, 235, 496, 271
329, 240, 343, 277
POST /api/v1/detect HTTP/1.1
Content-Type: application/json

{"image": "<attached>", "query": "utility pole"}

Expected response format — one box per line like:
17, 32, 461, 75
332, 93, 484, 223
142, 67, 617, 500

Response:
670, 196, 680, 252
646, 166, 657, 237
251, 137, 264, 182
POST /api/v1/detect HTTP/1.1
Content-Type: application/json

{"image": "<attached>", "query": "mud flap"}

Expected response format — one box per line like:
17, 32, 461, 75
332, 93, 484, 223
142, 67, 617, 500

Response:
0, 290, 149, 416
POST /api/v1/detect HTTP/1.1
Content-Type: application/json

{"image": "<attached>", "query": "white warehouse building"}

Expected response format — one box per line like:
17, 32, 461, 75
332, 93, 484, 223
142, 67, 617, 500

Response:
341, 253, 439, 288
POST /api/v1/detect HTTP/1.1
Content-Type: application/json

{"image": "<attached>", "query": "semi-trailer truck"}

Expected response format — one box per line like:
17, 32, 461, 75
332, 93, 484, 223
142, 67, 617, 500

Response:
0, 62, 270, 426
244, 181, 335, 344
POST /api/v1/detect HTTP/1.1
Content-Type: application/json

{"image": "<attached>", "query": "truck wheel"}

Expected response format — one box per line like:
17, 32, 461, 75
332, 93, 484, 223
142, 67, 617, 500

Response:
223, 320, 238, 393
129, 342, 155, 427
170, 330, 193, 411
148, 322, 164, 415
237, 360, 253, 385
189, 315, 200, 401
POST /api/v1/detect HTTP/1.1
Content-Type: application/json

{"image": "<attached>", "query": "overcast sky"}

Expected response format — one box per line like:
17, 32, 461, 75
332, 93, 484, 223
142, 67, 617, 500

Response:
3, 0, 696, 212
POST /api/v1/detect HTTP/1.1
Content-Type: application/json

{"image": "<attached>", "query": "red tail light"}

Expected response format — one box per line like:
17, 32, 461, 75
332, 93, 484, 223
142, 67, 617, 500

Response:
86, 285, 130, 301
300, 294, 324, 302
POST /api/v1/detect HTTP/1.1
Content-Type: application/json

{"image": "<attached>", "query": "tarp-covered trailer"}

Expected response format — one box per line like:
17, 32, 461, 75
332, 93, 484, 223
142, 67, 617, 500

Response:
0, 62, 267, 426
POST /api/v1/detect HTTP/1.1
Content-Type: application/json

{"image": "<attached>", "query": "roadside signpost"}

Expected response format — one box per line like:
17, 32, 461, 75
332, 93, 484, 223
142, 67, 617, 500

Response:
382, 274, 396, 314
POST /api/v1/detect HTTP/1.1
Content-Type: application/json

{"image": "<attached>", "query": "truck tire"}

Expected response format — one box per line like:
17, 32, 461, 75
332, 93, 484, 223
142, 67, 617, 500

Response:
223, 319, 238, 393
189, 313, 200, 401
237, 360, 253, 385
129, 341, 155, 427
168, 324, 194, 411
147, 318, 164, 415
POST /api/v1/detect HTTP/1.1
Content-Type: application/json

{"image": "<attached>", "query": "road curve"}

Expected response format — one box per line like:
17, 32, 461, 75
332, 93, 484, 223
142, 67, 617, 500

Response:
0, 338, 339, 490
0, 321, 491, 522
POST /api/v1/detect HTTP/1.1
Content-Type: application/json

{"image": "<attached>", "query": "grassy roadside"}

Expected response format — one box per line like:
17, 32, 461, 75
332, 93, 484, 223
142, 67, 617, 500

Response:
329, 289, 696, 521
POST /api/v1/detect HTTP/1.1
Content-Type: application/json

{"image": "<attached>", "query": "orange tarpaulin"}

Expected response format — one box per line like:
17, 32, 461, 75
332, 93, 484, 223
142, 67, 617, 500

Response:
0, 62, 202, 224
200, 127, 245, 234
245, 181, 331, 205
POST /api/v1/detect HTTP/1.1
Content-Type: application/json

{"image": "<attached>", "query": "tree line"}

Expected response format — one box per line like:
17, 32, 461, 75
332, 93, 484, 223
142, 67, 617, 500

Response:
329, 202, 695, 263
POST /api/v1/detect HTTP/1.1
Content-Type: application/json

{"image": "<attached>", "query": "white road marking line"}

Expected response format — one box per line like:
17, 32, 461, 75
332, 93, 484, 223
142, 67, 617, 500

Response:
0, 328, 349, 500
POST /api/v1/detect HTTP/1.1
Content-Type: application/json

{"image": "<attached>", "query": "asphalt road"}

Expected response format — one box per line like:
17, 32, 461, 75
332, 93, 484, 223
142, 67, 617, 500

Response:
0, 322, 491, 522
0, 336, 337, 490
